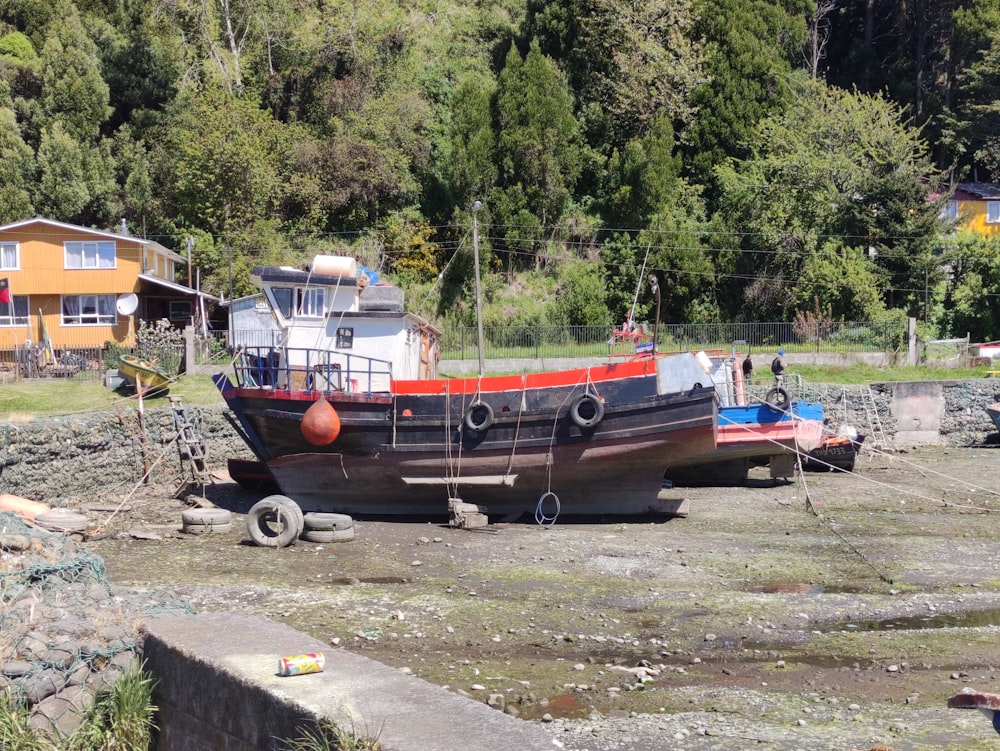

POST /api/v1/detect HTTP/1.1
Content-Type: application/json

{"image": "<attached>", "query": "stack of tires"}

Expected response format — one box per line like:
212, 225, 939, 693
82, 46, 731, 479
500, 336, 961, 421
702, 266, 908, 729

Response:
245, 495, 354, 547
181, 508, 233, 535
301, 512, 354, 543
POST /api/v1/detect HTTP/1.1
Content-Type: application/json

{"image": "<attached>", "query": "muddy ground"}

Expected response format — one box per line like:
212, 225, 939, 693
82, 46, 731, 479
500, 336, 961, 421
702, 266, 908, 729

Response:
85, 446, 1000, 751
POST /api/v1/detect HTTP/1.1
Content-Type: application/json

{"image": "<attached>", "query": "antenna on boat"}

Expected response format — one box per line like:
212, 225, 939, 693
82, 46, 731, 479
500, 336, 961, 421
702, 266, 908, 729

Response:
471, 200, 485, 377
628, 244, 651, 327
648, 274, 660, 357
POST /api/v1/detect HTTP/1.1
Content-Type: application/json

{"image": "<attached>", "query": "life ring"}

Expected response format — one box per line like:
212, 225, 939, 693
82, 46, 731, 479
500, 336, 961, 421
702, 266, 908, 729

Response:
464, 401, 494, 432
569, 393, 605, 429
764, 386, 790, 413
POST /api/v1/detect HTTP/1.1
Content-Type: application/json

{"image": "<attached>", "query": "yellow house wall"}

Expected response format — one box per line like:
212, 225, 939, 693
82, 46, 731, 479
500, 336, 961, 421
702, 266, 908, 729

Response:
0, 225, 147, 351
957, 199, 1000, 238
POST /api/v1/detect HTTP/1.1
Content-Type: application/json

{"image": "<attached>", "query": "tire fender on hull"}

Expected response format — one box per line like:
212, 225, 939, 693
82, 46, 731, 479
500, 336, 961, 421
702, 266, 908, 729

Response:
764, 387, 790, 413
464, 401, 494, 432
569, 393, 605, 429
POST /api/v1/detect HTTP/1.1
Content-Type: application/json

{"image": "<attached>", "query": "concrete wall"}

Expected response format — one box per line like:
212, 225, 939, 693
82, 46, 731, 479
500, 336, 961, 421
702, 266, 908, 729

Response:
141, 613, 563, 751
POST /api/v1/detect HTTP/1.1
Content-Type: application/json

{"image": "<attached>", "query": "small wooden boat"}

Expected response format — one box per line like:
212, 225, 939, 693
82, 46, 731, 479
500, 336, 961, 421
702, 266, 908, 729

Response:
119, 355, 171, 395
803, 433, 867, 472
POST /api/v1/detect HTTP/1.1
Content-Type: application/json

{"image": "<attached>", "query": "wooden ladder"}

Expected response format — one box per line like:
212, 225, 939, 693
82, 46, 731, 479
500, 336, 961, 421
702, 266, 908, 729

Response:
862, 386, 889, 453
169, 396, 210, 485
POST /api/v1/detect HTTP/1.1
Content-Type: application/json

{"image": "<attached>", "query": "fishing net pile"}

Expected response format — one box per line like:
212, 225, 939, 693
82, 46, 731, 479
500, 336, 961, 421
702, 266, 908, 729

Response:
0, 511, 193, 737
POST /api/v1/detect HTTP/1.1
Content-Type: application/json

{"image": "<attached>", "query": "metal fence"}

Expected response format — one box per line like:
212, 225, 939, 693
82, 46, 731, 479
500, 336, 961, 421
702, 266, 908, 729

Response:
0, 344, 107, 383
439, 321, 907, 361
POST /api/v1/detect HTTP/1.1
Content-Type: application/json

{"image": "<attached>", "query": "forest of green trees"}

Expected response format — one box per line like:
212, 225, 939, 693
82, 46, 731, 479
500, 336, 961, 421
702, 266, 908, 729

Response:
5, 0, 1000, 340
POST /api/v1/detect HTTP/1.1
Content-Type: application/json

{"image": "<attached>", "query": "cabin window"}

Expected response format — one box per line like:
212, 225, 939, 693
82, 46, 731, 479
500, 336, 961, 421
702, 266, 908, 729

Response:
61, 294, 116, 325
942, 200, 958, 221
169, 300, 192, 323
988, 202, 1000, 224
270, 287, 293, 318
64, 241, 116, 269
297, 287, 324, 317
0, 295, 28, 326
0, 242, 19, 270
336, 327, 353, 348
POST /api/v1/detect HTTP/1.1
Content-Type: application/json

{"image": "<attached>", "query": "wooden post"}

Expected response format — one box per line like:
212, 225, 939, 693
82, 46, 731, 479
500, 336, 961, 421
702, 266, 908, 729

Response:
136, 374, 150, 484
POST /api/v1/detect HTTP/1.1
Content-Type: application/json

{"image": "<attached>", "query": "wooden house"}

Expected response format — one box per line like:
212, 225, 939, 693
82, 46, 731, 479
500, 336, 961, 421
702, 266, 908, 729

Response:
0, 217, 217, 353
948, 184, 1000, 238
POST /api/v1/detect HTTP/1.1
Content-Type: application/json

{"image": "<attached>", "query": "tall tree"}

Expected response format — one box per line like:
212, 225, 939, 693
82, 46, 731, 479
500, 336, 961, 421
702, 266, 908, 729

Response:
492, 40, 584, 265
715, 75, 948, 319
683, 0, 809, 204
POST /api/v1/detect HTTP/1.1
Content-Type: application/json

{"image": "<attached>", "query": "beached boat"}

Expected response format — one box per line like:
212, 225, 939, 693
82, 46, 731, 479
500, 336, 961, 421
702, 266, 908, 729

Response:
215, 255, 718, 519
663, 352, 825, 485
119, 355, 171, 395
802, 433, 866, 472
987, 403, 1000, 432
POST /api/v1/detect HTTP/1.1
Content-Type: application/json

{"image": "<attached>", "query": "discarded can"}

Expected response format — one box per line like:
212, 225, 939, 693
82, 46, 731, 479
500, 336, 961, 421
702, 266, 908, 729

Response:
278, 652, 325, 677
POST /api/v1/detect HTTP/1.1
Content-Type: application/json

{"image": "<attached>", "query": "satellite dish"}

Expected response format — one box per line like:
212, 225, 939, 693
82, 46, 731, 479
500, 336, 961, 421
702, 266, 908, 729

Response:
116, 293, 138, 315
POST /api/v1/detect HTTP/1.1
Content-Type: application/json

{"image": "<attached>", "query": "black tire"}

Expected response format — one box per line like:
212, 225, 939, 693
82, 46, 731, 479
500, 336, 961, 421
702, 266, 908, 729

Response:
569, 394, 605, 429
763, 387, 790, 413
301, 526, 356, 543
302, 512, 354, 531
464, 402, 494, 432
246, 499, 303, 547
181, 508, 232, 526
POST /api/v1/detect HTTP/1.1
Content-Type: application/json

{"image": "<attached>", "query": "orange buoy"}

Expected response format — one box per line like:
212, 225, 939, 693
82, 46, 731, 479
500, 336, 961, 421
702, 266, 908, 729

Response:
301, 398, 341, 446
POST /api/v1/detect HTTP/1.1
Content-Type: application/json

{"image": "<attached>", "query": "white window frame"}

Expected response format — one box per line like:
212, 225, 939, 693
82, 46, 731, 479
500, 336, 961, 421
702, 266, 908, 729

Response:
64, 240, 116, 269
61, 294, 117, 325
0, 241, 19, 270
296, 287, 325, 317
987, 201, 1000, 224
0, 295, 28, 326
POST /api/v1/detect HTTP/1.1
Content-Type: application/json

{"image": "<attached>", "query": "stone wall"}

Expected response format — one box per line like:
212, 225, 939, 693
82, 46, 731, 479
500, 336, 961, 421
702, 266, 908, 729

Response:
0, 405, 253, 504
1, 380, 998, 503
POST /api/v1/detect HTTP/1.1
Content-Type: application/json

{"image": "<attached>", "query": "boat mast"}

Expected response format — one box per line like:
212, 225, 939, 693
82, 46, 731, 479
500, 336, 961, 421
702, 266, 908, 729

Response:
472, 200, 485, 377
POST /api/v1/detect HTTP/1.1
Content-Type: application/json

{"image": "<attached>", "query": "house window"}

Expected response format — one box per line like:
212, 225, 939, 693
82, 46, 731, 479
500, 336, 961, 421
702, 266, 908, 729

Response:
296, 288, 324, 317
942, 200, 958, 221
62, 294, 116, 325
0, 295, 28, 326
336, 327, 353, 349
169, 301, 192, 323
0, 242, 19, 270
65, 241, 116, 269
988, 202, 1000, 224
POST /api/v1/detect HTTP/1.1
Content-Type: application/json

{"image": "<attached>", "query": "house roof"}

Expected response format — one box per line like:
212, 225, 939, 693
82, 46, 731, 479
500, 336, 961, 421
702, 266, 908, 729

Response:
955, 183, 1000, 200
0, 217, 186, 261
139, 273, 220, 302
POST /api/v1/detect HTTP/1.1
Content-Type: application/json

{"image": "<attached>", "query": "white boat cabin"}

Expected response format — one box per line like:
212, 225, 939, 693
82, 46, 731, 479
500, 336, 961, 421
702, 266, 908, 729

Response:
249, 255, 440, 392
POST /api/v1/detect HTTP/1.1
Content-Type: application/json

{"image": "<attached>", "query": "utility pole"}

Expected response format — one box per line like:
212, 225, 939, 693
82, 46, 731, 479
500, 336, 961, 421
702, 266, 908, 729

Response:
471, 201, 485, 377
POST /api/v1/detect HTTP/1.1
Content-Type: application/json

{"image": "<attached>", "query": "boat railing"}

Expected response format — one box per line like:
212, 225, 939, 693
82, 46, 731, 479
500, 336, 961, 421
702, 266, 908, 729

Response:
232, 346, 394, 395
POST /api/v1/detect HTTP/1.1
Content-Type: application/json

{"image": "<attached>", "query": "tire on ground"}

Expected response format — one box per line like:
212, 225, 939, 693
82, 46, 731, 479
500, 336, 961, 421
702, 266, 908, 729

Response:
181, 508, 232, 526
302, 512, 354, 531
182, 522, 234, 535
34, 512, 90, 533
246, 499, 303, 547
301, 526, 356, 543
264, 495, 304, 530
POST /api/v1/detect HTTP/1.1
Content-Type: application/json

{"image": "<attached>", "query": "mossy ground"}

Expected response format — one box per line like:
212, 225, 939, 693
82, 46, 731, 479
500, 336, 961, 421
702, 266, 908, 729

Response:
88, 447, 1000, 750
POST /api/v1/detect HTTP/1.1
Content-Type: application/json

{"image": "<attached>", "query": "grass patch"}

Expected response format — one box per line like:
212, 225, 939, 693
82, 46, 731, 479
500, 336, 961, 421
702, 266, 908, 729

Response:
0, 373, 225, 419
789, 363, 991, 385
282, 718, 383, 751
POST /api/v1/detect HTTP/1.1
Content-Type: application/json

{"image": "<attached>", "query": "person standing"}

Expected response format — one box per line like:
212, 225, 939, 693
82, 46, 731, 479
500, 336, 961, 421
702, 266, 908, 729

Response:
771, 349, 786, 385
742, 353, 753, 382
